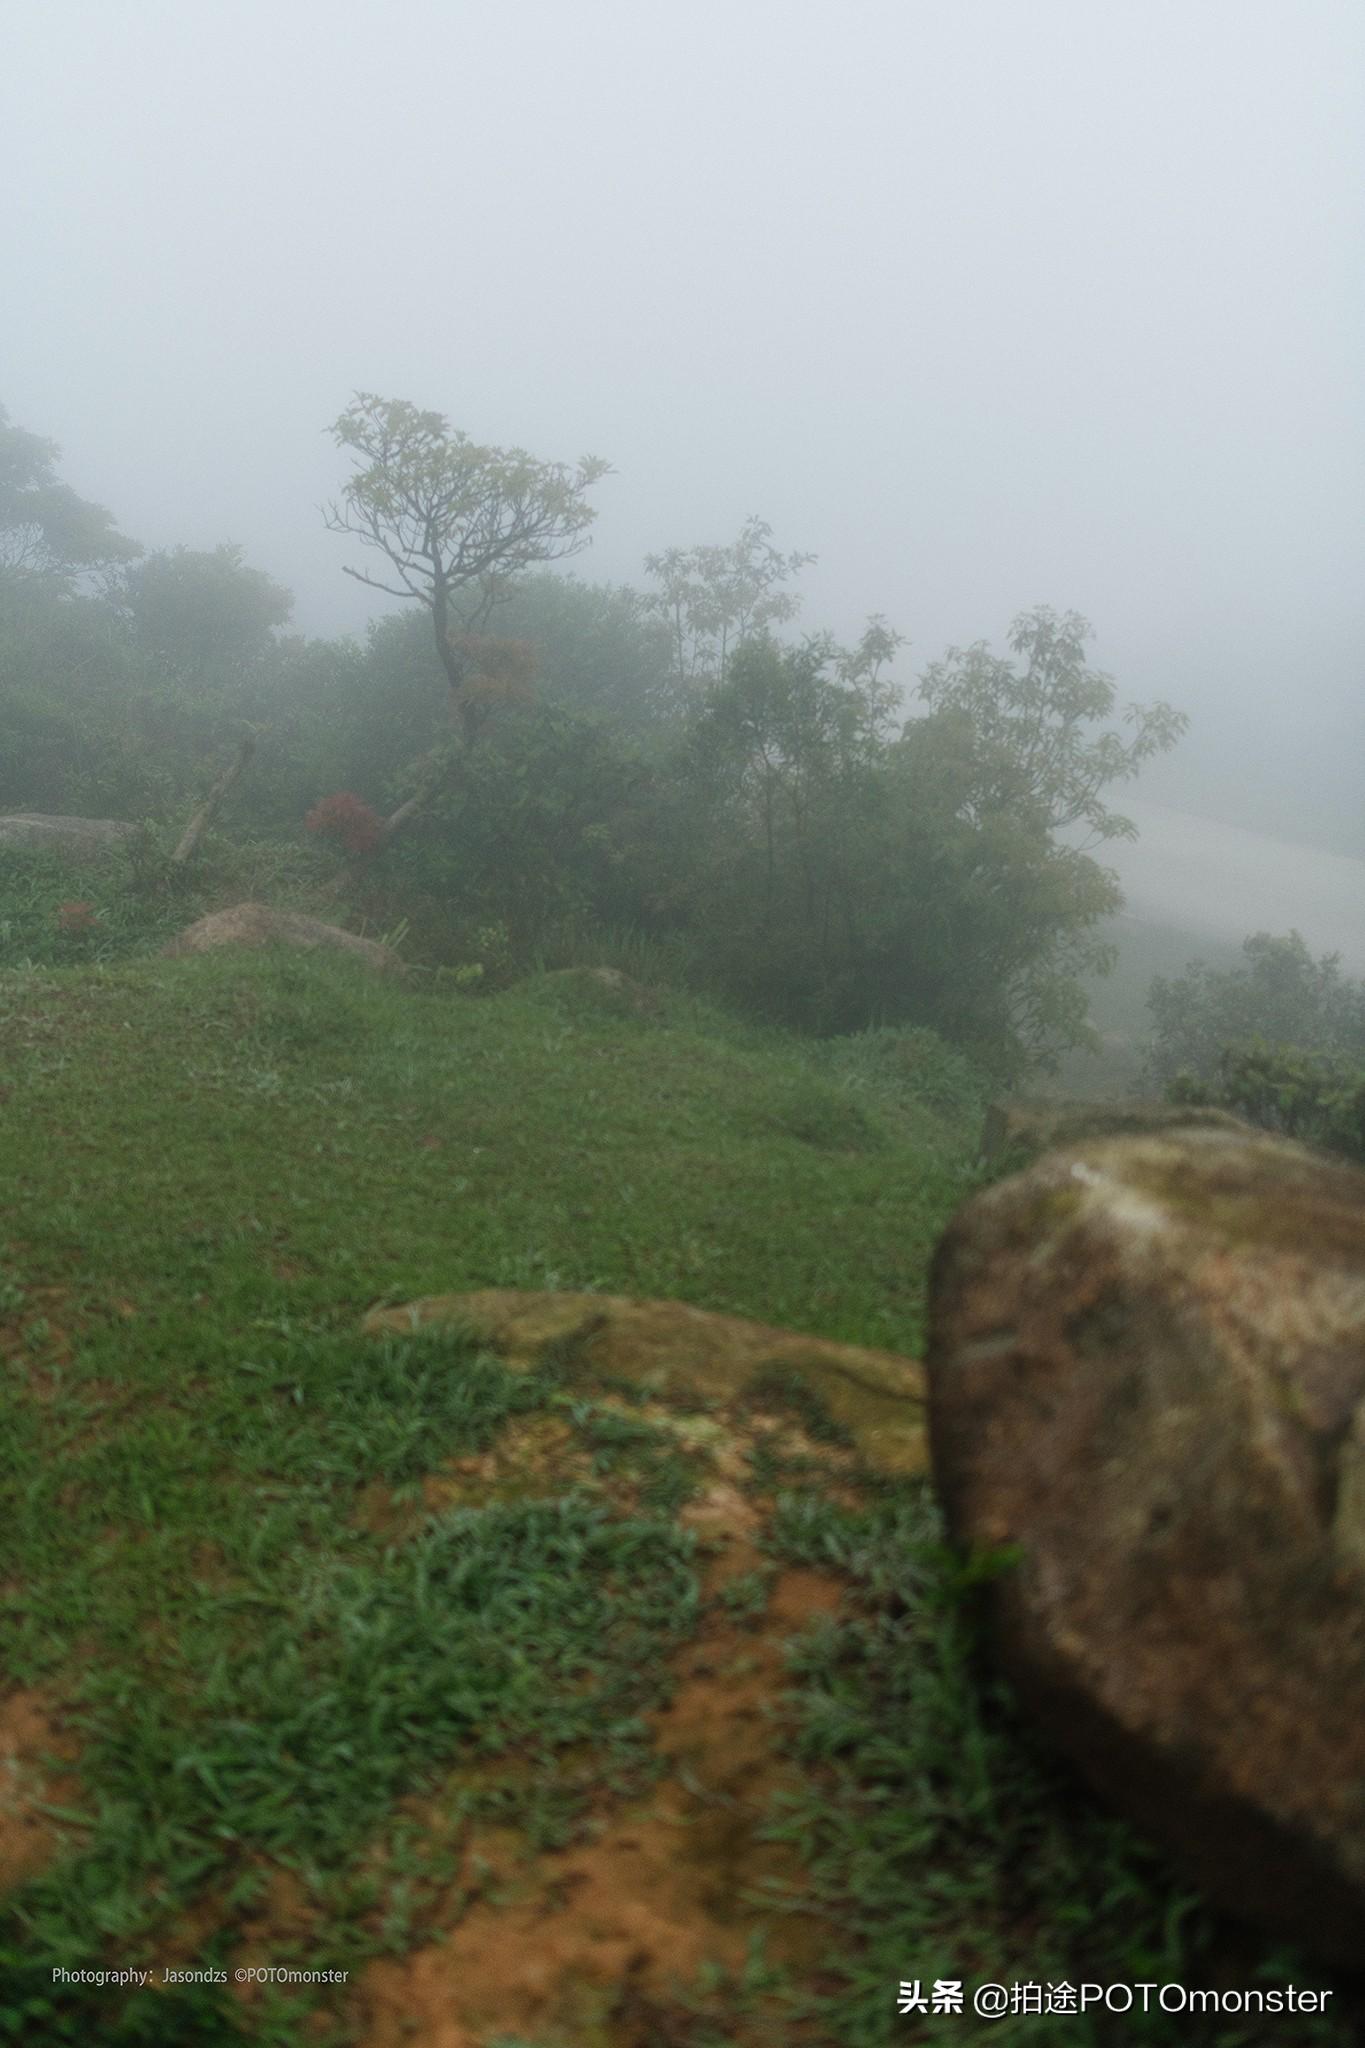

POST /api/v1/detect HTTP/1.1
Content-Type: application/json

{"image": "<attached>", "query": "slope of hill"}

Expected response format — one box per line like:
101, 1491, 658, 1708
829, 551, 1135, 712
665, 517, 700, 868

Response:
0, 952, 1352, 2045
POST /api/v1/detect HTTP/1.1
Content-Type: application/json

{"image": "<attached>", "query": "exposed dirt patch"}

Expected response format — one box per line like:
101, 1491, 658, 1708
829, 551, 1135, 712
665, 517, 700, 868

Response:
154, 1296, 913, 2045
150, 1882, 236, 1972
0, 1284, 77, 1394
233, 1862, 321, 1979
52, 1376, 135, 1457
0, 1688, 85, 1894
353, 1414, 598, 1541
186, 1540, 242, 1596
347, 1424, 850, 2047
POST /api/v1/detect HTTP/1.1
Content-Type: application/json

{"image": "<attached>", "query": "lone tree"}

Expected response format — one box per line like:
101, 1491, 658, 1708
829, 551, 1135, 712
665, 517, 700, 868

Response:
324, 395, 609, 748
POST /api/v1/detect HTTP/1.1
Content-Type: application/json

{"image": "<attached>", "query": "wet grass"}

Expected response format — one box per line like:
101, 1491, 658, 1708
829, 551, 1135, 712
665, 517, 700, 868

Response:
0, 949, 972, 1352
752, 1480, 1357, 2047
0, 950, 973, 2040
0, 948, 1352, 2044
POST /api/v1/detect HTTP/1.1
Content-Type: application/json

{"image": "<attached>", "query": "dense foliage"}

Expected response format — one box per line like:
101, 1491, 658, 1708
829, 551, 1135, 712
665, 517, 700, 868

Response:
1145, 931, 1365, 1085
1146, 932, 1365, 1164
0, 397, 1193, 1075
1169, 1040, 1365, 1164
0, 402, 140, 587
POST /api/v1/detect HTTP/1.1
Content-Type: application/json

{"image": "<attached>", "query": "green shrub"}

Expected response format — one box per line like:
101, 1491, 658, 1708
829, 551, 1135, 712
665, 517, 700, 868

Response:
1145, 932, 1365, 1090
1170, 1039, 1365, 1164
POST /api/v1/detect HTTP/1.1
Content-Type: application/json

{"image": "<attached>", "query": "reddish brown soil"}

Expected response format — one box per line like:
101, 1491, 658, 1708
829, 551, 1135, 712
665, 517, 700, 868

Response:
346, 1426, 849, 2048
2, 1303, 886, 2047
0, 1284, 76, 1394
0, 1688, 84, 1892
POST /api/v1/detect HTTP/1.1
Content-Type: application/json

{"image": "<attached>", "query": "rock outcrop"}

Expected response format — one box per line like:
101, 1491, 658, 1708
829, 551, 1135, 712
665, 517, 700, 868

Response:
163, 903, 404, 976
0, 814, 137, 861
928, 1125, 1365, 1964
363, 1288, 927, 1475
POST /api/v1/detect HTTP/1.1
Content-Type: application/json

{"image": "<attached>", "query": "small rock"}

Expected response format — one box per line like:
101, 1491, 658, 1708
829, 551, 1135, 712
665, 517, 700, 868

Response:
162, 903, 404, 976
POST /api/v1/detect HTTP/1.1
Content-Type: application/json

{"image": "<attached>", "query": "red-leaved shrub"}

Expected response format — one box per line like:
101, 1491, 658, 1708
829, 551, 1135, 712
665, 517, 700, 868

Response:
305, 792, 385, 858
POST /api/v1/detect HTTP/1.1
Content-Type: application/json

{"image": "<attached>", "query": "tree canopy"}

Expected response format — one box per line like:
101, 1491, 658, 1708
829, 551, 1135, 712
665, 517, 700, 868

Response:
324, 395, 609, 740
643, 515, 815, 701
913, 606, 1187, 845
0, 403, 140, 589
1145, 930, 1365, 1088
116, 544, 293, 680
664, 608, 1186, 1065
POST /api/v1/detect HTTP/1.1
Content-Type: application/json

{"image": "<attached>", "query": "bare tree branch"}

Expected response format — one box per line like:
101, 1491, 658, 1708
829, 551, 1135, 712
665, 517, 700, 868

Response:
171, 734, 256, 865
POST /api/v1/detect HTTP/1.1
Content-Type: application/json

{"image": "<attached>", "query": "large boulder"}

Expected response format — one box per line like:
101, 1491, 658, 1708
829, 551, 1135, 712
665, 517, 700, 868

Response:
0, 814, 137, 862
363, 1289, 928, 1475
928, 1126, 1365, 1963
163, 903, 404, 976
977, 1095, 1246, 1167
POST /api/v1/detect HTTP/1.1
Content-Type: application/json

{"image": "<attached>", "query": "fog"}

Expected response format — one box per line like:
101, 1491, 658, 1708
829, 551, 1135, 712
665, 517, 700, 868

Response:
4, 0, 1362, 863
1106, 801, 1365, 972
10, 13, 1365, 2001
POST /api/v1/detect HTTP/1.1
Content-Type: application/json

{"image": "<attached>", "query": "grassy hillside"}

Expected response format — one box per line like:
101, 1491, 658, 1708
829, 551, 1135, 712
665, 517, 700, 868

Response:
0, 951, 977, 1353
0, 951, 1352, 2045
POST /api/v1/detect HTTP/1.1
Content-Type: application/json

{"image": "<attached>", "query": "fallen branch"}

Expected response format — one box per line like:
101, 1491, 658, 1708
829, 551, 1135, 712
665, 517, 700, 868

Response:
378, 735, 469, 853
375, 785, 431, 850
171, 734, 256, 865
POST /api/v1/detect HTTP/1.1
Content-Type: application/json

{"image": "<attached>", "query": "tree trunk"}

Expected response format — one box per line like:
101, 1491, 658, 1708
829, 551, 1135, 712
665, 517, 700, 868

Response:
430, 569, 481, 743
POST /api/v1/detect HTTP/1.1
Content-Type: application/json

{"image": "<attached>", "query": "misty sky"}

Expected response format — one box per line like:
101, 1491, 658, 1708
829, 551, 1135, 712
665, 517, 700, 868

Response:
5, 0, 1362, 853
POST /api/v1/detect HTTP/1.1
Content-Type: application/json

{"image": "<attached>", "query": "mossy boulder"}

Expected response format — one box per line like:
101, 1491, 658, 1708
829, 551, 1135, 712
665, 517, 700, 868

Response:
977, 1095, 1247, 1168
929, 1125, 1365, 1963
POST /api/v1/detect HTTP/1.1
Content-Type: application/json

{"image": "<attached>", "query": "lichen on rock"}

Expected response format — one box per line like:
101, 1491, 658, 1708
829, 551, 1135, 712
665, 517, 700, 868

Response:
928, 1125, 1365, 1964
363, 1288, 928, 1476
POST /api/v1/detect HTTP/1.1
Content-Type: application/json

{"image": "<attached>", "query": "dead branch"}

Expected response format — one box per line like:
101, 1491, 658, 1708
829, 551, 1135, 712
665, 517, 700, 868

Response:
171, 733, 256, 865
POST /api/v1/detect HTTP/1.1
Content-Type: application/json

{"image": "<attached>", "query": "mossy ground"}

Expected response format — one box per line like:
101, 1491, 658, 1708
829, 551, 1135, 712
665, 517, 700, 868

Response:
0, 950, 1354, 2045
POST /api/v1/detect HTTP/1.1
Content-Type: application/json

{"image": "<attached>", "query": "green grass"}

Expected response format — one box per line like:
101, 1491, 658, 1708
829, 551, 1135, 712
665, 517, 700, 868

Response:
0, 944, 1353, 2045
0, 948, 976, 2040
0, 839, 339, 975
753, 1485, 1353, 2048
0, 949, 972, 1350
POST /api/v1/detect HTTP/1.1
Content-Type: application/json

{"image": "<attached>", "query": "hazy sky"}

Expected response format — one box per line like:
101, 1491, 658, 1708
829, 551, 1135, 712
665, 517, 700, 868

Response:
5, 0, 1362, 848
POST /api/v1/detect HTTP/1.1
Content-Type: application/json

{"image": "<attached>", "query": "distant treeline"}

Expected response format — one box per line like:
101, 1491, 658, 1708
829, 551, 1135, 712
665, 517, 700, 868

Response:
1, 397, 1193, 1077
